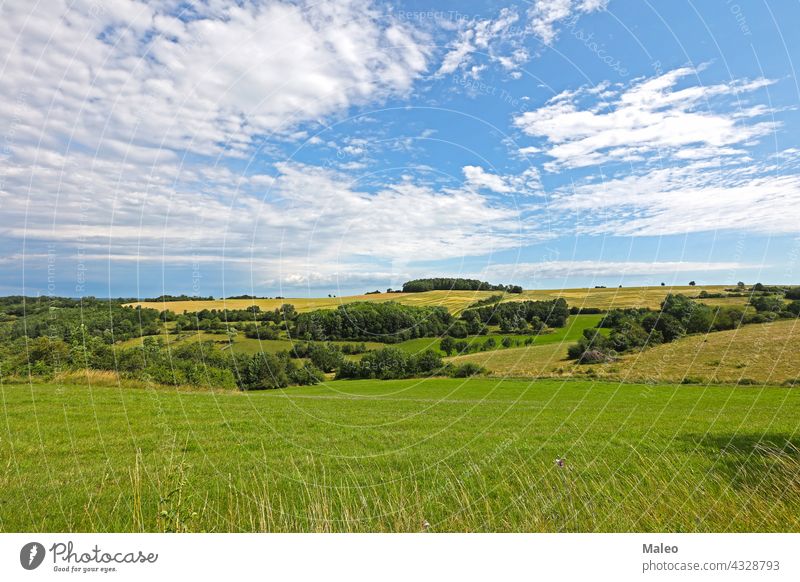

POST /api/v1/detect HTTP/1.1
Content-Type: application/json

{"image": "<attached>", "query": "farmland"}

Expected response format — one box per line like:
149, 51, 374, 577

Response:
2, 377, 798, 532
2, 284, 798, 533
126, 285, 742, 314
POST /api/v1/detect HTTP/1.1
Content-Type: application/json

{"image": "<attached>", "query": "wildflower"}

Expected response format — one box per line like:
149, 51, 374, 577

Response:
555, 458, 565, 468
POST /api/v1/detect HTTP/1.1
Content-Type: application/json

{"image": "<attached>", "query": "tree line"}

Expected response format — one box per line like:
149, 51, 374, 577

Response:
401, 278, 523, 293
292, 302, 454, 342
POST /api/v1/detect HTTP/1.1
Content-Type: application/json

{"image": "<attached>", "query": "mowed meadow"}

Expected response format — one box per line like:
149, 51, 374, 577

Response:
2, 378, 799, 532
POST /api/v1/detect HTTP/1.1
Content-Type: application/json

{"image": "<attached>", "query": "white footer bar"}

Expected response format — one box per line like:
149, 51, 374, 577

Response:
1, 533, 797, 581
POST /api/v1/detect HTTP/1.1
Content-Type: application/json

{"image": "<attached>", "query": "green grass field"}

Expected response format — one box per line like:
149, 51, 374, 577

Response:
2, 377, 798, 532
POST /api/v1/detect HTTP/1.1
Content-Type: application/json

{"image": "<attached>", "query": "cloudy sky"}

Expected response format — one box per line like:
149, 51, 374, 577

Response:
2, 0, 799, 297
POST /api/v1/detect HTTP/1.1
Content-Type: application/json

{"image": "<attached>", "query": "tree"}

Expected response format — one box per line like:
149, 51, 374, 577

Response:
689, 281, 696, 286
785, 287, 800, 300
239, 353, 289, 390
413, 350, 443, 375
308, 343, 344, 373
750, 295, 784, 313
439, 336, 456, 356
660, 294, 696, 323
641, 312, 685, 342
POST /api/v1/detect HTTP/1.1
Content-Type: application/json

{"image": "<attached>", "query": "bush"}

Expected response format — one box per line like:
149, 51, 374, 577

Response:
785, 287, 800, 300
335, 347, 443, 380
238, 352, 289, 390
569, 306, 604, 315
440, 336, 456, 356
449, 362, 487, 377
287, 362, 325, 385
307, 343, 344, 373
750, 295, 785, 313
579, 349, 612, 364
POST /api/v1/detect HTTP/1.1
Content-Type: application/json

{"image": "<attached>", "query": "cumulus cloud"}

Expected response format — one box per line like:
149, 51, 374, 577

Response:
0, 0, 429, 158
514, 67, 776, 170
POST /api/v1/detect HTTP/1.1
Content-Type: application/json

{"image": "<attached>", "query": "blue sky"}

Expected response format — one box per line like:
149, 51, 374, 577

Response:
1, 0, 799, 297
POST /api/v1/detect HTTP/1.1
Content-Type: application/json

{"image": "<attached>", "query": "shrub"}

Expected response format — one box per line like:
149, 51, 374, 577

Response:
785, 287, 800, 300
750, 295, 785, 313
439, 336, 456, 356
335, 347, 442, 380
579, 349, 612, 364
449, 362, 487, 378
307, 343, 344, 373
238, 352, 289, 390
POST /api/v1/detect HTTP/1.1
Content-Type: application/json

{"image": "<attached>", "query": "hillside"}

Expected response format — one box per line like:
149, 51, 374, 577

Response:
450, 318, 800, 386
126, 285, 742, 314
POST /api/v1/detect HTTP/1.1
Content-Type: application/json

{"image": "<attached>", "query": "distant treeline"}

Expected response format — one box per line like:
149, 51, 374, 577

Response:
401, 278, 523, 293
143, 294, 216, 302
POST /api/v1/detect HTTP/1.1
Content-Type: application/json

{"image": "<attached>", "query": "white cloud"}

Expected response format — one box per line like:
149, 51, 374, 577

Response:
436, 8, 526, 77
265, 162, 534, 261
528, 0, 608, 45
437, 1, 607, 79
0, 147, 539, 287
551, 160, 800, 236
514, 67, 776, 170
462, 165, 542, 196
485, 259, 754, 280
0, 0, 430, 158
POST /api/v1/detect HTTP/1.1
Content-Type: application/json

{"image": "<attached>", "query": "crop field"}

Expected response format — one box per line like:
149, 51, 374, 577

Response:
452, 318, 800, 386
586, 318, 800, 386
2, 377, 798, 533
126, 285, 741, 314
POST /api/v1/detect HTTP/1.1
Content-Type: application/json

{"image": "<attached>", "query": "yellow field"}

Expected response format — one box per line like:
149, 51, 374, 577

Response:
124, 294, 402, 314
451, 318, 800, 386
588, 318, 800, 385
126, 285, 741, 314
513, 285, 737, 310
